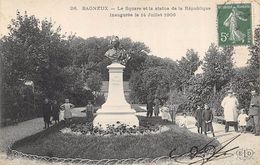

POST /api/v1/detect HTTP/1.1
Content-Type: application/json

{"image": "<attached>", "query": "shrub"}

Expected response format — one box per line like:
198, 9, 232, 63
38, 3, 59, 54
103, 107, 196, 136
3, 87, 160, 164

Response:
13, 117, 220, 160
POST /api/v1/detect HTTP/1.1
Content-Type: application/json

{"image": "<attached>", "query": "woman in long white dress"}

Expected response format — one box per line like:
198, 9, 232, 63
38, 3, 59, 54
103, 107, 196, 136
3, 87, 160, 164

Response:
224, 7, 247, 43
60, 99, 75, 123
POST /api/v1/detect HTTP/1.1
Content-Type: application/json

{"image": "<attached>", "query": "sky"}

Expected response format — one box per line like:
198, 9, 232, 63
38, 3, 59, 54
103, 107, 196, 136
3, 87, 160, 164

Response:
0, 0, 260, 71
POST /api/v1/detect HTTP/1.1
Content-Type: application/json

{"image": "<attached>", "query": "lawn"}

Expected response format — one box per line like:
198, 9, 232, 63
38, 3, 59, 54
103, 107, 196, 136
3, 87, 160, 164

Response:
12, 116, 220, 160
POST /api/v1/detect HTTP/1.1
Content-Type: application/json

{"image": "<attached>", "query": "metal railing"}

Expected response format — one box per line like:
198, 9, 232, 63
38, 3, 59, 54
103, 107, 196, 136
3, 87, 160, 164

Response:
7, 146, 173, 165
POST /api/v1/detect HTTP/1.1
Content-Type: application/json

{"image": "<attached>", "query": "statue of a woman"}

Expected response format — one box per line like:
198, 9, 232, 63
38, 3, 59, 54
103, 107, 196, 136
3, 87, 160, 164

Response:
223, 7, 247, 43
105, 36, 130, 65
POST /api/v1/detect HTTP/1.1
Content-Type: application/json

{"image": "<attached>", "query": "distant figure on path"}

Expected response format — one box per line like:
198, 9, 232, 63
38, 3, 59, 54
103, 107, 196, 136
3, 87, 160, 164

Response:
60, 99, 75, 123
238, 109, 248, 133
160, 104, 172, 121
85, 100, 94, 122
249, 90, 260, 136
154, 98, 160, 117
11, 101, 19, 125
194, 104, 203, 134
202, 104, 215, 137
42, 98, 52, 129
146, 99, 154, 117
52, 100, 60, 124
221, 89, 239, 132
179, 113, 188, 128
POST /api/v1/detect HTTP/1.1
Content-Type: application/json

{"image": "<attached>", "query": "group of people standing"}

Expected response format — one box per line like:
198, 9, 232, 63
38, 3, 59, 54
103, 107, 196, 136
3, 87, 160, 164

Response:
194, 89, 260, 137
194, 103, 215, 137
146, 98, 175, 122
221, 89, 259, 136
146, 98, 160, 117
42, 98, 95, 129
42, 98, 75, 129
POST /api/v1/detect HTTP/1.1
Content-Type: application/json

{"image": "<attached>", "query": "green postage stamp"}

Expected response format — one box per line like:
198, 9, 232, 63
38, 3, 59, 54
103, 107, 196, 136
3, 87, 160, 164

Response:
217, 3, 252, 46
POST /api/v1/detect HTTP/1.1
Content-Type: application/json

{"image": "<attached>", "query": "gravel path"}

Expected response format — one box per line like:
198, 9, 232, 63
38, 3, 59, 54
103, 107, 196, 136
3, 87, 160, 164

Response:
0, 118, 43, 152
0, 108, 85, 165
177, 115, 260, 165
0, 108, 259, 165
0, 107, 86, 152
0, 117, 43, 164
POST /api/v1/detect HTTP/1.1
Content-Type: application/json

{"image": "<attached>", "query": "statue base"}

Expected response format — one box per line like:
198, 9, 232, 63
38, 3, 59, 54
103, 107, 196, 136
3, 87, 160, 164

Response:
93, 63, 139, 129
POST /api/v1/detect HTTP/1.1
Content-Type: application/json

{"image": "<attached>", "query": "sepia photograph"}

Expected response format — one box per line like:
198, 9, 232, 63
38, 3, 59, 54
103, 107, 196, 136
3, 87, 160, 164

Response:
0, 0, 259, 164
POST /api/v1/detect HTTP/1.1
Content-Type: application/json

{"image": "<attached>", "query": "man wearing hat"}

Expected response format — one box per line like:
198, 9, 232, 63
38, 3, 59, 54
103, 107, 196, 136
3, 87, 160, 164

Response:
249, 90, 260, 136
194, 102, 204, 134
221, 89, 239, 132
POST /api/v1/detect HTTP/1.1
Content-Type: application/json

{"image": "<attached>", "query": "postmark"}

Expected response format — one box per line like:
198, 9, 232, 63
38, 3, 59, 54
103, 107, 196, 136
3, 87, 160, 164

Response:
217, 3, 252, 46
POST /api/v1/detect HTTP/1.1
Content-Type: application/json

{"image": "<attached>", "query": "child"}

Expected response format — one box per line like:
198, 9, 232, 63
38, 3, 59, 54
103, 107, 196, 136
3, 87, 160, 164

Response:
160, 104, 172, 122
60, 99, 75, 124
179, 113, 188, 128
52, 100, 60, 124
59, 107, 65, 122
85, 100, 94, 122
202, 104, 215, 137
154, 98, 160, 117
237, 109, 248, 133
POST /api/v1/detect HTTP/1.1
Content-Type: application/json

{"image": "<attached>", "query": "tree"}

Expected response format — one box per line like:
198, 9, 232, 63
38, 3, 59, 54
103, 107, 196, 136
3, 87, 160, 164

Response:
129, 64, 177, 104
1, 11, 77, 122
247, 25, 260, 91
177, 49, 201, 93
70, 36, 150, 81
60, 66, 95, 106
70, 37, 110, 69
123, 40, 150, 80
227, 67, 253, 108
202, 44, 234, 94
129, 71, 146, 103
1, 11, 73, 99
184, 44, 235, 114
128, 52, 179, 104
186, 74, 212, 113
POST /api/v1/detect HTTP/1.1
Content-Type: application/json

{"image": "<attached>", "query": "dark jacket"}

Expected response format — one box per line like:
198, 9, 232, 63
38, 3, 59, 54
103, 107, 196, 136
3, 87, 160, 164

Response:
249, 95, 260, 116
52, 104, 60, 118
147, 102, 154, 112
195, 108, 203, 124
202, 108, 213, 122
42, 103, 52, 117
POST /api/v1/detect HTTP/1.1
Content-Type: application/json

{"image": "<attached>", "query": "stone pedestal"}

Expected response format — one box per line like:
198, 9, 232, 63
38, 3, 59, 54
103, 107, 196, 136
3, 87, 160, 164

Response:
93, 63, 139, 129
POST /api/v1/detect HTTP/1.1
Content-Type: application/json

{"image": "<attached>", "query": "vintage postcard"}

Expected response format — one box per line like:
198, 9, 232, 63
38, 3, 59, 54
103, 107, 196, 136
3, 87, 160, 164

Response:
0, 0, 259, 165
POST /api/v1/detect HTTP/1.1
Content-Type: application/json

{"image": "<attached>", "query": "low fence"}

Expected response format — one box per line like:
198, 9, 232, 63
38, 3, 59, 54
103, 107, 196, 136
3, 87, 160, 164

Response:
7, 147, 172, 165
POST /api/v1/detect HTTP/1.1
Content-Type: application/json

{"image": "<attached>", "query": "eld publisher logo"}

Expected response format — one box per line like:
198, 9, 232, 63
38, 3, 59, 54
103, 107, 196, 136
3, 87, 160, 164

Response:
236, 148, 254, 160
